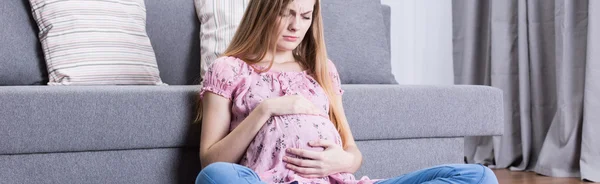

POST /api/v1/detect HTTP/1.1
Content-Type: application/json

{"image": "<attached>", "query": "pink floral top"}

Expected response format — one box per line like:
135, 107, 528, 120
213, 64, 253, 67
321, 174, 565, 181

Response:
200, 56, 378, 184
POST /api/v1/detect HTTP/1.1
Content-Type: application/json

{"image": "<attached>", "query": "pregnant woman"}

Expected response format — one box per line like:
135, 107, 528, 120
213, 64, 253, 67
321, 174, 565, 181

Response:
195, 0, 498, 183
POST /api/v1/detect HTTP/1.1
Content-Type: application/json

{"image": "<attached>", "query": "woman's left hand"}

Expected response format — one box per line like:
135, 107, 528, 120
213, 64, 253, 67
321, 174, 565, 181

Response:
283, 139, 354, 178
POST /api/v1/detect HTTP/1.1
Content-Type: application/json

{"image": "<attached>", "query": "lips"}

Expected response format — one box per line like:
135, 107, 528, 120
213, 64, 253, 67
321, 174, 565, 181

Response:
283, 36, 298, 42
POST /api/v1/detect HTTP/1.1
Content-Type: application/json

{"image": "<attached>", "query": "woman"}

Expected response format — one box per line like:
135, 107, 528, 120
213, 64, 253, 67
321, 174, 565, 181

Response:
195, 0, 498, 183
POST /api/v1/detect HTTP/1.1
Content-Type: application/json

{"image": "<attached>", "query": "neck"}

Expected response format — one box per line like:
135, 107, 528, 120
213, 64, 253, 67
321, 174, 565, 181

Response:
263, 50, 295, 64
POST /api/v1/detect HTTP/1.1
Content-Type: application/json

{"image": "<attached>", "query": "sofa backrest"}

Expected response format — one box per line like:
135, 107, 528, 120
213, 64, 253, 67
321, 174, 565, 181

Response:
0, 0, 390, 86
145, 0, 201, 85
0, 0, 47, 86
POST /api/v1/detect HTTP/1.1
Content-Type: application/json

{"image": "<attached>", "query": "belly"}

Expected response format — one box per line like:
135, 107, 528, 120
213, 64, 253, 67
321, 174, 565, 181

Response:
240, 114, 342, 173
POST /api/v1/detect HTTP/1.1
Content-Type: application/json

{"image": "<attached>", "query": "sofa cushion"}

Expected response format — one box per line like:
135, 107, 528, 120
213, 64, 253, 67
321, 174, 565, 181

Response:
0, 0, 47, 85
382, 5, 391, 51
341, 85, 504, 140
0, 85, 502, 155
321, 0, 397, 84
0, 86, 200, 155
29, 0, 165, 85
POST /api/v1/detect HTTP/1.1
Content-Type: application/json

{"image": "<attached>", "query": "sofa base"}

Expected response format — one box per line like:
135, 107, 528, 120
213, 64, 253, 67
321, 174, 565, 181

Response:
356, 137, 464, 179
0, 137, 464, 184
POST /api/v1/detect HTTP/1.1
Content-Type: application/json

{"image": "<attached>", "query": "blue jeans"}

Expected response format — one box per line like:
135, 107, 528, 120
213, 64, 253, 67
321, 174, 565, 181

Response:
196, 162, 498, 184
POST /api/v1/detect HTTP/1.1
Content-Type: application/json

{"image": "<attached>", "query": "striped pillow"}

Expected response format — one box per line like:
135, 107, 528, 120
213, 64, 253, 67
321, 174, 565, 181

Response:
29, 0, 165, 85
194, 0, 250, 80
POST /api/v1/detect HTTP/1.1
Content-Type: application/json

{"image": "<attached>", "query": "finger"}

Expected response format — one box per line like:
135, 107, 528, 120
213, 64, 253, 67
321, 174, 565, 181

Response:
313, 107, 326, 116
286, 163, 321, 175
309, 139, 336, 148
292, 100, 310, 114
297, 108, 315, 116
286, 148, 322, 160
301, 104, 317, 115
311, 107, 325, 116
283, 156, 320, 168
306, 103, 325, 116
297, 98, 325, 116
301, 103, 322, 116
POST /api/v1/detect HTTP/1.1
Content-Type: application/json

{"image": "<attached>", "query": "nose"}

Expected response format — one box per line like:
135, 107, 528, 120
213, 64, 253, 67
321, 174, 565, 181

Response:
287, 15, 299, 32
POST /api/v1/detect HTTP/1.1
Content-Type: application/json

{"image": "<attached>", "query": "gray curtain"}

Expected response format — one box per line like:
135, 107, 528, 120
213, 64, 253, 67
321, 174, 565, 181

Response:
452, 0, 599, 182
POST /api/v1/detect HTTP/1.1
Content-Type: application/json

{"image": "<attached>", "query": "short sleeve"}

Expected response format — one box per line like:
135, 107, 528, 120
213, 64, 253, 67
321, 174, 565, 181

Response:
327, 59, 344, 95
200, 57, 245, 100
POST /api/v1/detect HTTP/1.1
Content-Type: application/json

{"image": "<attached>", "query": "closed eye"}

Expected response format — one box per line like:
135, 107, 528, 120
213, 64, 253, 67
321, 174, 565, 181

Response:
301, 11, 312, 20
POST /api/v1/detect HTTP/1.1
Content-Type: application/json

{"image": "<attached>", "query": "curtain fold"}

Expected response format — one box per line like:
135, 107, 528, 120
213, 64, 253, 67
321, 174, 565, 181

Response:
581, 0, 600, 181
452, 0, 599, 181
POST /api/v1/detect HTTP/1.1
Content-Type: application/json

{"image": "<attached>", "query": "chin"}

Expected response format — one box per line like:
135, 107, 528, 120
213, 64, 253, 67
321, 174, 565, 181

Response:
277, 44, 300, 52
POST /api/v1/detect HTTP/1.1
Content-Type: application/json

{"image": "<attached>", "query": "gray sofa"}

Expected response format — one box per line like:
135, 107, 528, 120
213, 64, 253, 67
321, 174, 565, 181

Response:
0, 0, 503, 183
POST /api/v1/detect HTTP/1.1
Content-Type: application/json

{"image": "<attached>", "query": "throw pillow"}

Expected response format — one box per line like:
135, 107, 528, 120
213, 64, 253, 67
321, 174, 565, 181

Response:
29, 0, 165, 85
194, 0, 250, 80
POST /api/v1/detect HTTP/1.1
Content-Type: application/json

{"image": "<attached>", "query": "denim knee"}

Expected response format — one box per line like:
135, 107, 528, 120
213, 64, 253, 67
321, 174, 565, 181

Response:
478, 165, 498, 184
196, 162, 264, 184
196, 162, 234, 184
203, 162, 233, 175
458, 164, 498, 184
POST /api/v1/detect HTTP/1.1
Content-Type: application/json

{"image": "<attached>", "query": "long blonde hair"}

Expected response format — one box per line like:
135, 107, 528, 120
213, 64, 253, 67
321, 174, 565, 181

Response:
198, 0, 350, 147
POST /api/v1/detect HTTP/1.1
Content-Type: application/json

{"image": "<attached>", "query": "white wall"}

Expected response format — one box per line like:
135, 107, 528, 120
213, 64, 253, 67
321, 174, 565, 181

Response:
380, 0, 454, 85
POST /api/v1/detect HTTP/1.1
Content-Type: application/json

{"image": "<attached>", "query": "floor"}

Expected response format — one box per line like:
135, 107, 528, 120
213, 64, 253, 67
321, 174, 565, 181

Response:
493, 169, 593, 184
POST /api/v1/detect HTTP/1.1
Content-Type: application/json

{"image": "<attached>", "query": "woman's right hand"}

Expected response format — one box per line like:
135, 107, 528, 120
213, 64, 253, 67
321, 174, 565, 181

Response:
261, 95, 326, 116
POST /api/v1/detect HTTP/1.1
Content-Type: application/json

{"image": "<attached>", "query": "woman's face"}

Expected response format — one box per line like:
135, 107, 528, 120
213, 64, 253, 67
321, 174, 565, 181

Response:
276, 0, 316, 52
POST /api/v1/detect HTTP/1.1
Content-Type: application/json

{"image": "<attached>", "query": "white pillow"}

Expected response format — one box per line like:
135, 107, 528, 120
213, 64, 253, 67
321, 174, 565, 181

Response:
194, 0, 250, 80
29, 0, 165, 85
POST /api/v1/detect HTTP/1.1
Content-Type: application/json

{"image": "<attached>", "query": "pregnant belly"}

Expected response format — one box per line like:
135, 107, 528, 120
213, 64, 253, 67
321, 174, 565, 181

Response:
240, 115, 342, 181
